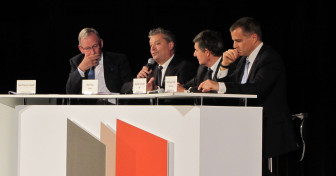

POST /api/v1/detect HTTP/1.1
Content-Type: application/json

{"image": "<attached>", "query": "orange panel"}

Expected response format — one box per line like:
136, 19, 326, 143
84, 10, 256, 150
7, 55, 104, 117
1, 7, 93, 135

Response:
116, 119, 168, 176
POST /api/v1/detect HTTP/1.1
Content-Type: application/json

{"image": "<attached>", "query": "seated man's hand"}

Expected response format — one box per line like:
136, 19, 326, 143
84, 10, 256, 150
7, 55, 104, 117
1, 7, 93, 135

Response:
78, 53, 100, 72
146, 77, 155, 91
198, 80, 219, 93
177, 82, 186, 92
222, 49, 239, 66
137, 66, 152, 78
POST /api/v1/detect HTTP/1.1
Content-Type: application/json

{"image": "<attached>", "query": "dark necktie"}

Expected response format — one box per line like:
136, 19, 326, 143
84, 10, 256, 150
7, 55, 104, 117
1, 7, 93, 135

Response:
88, 67, 95, 79
157, 66, 163, 88
207, 68, 213, 80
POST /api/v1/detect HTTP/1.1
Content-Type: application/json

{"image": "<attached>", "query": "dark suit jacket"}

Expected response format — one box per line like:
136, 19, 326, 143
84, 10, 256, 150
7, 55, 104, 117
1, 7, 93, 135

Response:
66, 51, 133, 94
182, 58, 240, 105
183, 58, 223, 92
224, 44, 298, 158
121, 55, 196, 94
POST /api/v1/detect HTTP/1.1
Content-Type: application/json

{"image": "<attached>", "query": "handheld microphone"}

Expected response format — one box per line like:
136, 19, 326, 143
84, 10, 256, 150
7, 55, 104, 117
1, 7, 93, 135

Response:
145, 58, 155, 71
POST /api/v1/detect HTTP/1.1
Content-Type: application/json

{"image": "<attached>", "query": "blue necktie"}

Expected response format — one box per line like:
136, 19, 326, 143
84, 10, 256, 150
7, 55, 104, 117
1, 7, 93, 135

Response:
88, 67, 95, 79
241, 59, 250, 84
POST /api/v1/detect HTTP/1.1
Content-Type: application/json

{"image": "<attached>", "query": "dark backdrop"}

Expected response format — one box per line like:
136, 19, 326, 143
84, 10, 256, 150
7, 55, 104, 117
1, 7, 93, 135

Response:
1, 0, 334, 176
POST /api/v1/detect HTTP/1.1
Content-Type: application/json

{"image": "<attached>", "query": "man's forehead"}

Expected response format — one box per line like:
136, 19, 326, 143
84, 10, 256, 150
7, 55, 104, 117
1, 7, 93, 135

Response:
82, 34, 98, 41
194, 42, 200, 48
150, 34, 166, 42
81, 36, 99, 45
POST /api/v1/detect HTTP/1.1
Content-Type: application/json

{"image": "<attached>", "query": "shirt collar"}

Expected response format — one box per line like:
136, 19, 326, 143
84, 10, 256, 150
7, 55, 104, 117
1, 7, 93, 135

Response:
159, 54, 174, 69
98, 53, 104, 65
247, 42, 263, 63
210, 56, 221, 71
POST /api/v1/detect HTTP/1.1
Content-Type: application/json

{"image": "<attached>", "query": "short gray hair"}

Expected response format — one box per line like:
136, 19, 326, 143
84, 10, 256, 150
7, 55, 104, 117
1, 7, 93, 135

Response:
148, 27, 176, 51
78, 28, 101, 46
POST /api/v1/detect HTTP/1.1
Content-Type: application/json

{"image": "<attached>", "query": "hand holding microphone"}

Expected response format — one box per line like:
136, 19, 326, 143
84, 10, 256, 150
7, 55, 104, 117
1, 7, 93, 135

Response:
146, 58, 155, 70
137, 58, 155, 78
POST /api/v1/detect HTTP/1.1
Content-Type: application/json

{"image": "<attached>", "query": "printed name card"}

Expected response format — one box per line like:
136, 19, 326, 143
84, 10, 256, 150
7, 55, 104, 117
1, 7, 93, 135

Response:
17, 80, 36, 94
133, 78, 146, 94
82, 79, 98, 95
165, 76, 177, 93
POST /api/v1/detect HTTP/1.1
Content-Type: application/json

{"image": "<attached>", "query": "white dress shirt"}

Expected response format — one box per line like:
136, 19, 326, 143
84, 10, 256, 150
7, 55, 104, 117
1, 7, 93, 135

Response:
158, 55, 174, 87
77, 54, 117, 103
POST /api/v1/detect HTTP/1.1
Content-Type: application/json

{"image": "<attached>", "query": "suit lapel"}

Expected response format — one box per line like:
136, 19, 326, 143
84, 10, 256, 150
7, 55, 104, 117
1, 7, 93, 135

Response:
199, 65, 209, 82
161, 56, 178, 86
164, 56, 178, 77
247, 45, 265, 82
212, 57, 223, 81
102, 52, 114, 91
102, 52, 112, 83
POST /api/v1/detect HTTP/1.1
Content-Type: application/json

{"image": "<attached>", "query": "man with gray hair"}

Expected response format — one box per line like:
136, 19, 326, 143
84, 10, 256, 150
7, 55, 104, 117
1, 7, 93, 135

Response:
66, 27, 132, 104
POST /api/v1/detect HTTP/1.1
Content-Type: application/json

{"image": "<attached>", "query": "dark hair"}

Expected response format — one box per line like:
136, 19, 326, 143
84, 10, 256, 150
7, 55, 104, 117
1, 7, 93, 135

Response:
193, 30, 224, 56
230, 17, 262, 41
148, 27, 176, 51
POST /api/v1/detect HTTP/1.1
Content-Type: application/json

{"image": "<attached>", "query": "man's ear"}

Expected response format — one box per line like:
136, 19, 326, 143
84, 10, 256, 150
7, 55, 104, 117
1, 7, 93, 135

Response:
100, 39, 104, 48
205, 48, 211, 56
168, 41, 174, 50
251, 33, 258, 42
78, 45, 84, 54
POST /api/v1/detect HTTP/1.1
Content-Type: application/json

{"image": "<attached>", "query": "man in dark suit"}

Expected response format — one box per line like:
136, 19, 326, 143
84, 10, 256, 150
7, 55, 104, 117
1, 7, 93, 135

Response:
121, 27, 196, 94
178, 30, 225, 93
66, 28, 132, 104
198, 17, 298, 175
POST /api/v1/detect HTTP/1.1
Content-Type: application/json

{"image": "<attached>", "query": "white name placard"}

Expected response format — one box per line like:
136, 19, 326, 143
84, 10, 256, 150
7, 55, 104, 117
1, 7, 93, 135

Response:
17, 80, 36, 94
165, 76, 177, 93
82, 79, 98, 95
133, 78, 147, 94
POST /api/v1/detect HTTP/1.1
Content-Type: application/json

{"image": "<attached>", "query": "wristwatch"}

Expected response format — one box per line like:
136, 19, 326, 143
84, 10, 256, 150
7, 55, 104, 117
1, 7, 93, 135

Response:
220, 63, 230, 68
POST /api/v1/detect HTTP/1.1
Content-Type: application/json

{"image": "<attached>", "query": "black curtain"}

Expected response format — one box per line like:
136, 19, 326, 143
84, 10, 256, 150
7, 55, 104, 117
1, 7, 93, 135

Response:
1, 1, 333, 175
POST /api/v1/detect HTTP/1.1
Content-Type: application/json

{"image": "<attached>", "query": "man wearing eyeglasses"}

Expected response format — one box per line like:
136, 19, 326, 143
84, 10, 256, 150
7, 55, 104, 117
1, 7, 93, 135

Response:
66, 28, 132, 103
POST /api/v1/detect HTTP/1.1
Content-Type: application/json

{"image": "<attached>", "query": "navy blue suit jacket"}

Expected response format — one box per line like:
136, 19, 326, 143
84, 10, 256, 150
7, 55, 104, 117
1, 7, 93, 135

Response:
66, 51, 133, 94
225, 44, 298, 157
183, 58, 224, 92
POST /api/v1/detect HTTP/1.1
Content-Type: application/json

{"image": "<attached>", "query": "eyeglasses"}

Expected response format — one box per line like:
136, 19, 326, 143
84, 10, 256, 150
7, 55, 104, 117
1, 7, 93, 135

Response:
81, 43, 100, 51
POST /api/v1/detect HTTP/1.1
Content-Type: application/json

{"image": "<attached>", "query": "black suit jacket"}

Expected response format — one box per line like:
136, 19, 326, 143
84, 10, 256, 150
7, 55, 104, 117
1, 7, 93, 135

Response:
66, 51, 133, 94
183, 57, 223, 92
121, 55, 196, 94
183, 58, 239, 105
224, 44, 298, 157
